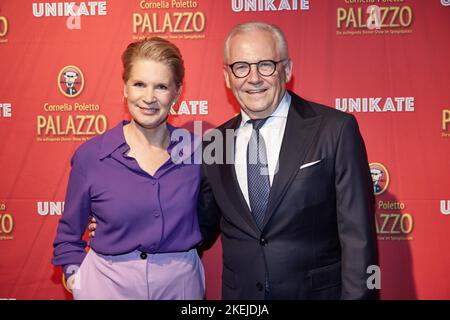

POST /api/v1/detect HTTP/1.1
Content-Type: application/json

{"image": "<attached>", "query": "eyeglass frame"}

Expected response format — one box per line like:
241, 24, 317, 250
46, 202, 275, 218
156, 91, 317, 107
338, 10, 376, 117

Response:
227, 59, 288, 78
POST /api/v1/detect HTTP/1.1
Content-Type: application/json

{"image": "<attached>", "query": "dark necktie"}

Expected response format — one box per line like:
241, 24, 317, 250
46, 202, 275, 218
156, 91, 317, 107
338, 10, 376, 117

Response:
247, 117, 270, 229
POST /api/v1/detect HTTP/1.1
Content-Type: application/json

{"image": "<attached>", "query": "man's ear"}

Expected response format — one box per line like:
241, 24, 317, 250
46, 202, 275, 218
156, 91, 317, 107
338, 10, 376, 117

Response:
223, 67, 231, 89
284, 59, 293, 83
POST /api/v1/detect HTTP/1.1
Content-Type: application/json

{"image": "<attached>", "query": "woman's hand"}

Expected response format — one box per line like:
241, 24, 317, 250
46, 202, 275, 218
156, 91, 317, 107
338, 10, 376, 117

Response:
88, 216, 97, 237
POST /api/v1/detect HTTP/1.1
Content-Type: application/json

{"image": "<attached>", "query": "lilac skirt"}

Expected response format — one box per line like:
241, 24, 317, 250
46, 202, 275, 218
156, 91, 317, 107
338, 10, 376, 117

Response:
72, 248, 205, 300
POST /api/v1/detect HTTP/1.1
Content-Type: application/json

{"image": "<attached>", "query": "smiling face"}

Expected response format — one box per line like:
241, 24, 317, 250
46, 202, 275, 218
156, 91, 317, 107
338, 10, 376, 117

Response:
124, 59, 180, 130
223, 29, 292, 119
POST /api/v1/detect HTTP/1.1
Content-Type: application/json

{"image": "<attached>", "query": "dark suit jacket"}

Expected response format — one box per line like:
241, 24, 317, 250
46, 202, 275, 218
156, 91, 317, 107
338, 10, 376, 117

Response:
198, 91, 378, 300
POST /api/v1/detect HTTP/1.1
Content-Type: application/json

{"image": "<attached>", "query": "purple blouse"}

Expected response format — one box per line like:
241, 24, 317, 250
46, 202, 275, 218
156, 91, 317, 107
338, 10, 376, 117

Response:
52, 121, 202, 278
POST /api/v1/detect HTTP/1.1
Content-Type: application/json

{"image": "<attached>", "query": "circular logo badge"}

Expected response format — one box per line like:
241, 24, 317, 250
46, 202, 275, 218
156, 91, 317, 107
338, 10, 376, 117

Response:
369, 162, 389, 196
58, 65, 84, 98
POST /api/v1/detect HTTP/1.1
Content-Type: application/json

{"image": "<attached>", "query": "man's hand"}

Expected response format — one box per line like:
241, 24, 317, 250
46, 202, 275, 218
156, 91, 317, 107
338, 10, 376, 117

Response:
66, 273, 77, 290
88, 216, 97, 238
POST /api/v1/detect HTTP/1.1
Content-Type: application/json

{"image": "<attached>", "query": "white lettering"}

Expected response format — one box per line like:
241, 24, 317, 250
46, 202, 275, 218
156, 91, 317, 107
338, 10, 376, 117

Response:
32, 2, 107, 17
37, 201, 64, 216
0, 103, 12, 117
170, 100, 208, 115
279, 0, 292, 11
181, 304, 216, 317
335, 97, 415, 113
231, 0, 309, 12
300, 0, 308, 10
265, 0, 276, 11
441, 200, 450, 215
366, 265, 381, 289
66, 5, 81, 29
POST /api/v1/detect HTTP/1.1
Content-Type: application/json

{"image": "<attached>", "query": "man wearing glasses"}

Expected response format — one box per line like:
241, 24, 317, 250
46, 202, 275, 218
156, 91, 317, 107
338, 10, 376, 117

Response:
198, 21, 378, 300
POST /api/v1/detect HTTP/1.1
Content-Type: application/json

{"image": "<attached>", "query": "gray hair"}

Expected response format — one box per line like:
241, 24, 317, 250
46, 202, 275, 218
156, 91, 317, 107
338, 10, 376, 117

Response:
223, 21, 289, 63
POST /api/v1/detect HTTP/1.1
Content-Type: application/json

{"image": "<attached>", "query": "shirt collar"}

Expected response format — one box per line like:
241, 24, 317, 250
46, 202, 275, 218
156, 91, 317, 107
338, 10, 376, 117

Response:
239, 91, 291, 128
98, 121, 127, 160
98, 120, 179, 160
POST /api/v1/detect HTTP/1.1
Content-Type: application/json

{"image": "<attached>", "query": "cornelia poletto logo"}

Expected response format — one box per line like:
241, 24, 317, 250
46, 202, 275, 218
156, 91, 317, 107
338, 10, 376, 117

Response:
369, 162, 390, 196
58, 65, 84, 98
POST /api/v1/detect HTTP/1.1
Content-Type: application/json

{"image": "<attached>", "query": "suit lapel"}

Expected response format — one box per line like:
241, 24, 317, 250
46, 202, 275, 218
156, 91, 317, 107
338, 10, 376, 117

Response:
262, 93, 323, 228
218, 115, 261, 234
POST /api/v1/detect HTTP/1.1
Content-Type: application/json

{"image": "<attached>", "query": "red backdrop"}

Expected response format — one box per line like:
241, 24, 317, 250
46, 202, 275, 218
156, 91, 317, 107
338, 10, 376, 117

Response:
1, 0, 449, 300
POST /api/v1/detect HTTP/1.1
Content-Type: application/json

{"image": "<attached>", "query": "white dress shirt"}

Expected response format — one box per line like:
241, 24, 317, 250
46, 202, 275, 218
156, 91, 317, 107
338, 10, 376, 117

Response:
234, 92, 291, 208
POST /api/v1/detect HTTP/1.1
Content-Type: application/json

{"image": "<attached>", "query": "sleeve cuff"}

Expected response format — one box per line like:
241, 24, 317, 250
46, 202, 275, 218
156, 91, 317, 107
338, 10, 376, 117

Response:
63, 264, 80, 282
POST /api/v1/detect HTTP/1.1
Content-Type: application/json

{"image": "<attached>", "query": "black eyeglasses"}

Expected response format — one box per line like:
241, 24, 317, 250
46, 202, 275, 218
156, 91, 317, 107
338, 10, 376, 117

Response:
228, 59, 287, 78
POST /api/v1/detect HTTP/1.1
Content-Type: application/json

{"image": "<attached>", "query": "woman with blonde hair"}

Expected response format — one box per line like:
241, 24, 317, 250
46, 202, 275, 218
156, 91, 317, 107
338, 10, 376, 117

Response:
52, 37, 205, 300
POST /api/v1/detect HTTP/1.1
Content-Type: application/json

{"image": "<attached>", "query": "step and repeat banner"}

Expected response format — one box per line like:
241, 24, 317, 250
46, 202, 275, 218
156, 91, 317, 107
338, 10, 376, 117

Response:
0, 0, 449, 300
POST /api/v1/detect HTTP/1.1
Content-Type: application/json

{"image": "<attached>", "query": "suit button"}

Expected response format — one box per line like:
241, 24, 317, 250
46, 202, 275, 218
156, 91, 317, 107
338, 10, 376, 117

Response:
259, 238, 268, 246
140, 252, 147, 259
256, 282, 264, 291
